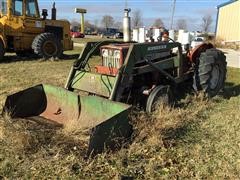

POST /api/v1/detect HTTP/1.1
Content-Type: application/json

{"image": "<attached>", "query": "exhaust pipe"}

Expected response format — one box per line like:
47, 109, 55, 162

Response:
51, 2, 56, 20
123, 8, 131, 42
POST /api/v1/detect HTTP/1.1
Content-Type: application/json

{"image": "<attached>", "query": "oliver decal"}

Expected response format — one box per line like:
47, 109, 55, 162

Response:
148, 45, 167, 51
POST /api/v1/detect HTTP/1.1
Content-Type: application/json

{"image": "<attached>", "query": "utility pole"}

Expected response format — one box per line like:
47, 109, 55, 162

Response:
170, 0, 176, 29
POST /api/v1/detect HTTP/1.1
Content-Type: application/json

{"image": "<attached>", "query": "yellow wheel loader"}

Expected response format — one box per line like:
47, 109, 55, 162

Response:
0, 0, 73, 60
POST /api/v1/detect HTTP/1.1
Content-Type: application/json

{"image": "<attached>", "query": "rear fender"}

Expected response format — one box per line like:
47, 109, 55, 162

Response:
188, 43, 214, 64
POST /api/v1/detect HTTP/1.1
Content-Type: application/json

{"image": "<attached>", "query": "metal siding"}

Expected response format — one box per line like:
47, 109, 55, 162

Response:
216, 1, 240, 41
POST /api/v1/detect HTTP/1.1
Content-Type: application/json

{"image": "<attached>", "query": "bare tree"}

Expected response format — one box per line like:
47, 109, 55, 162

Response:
70, 20, 80, 31
102, 15, 114, 29
85, 21, 94, 30
153, 18, 164, 27
114, 21, 122, 31
132, 9, 143, 28
176, 19, 187, 30
94, 19, 99, 31
201, 15, 213, 32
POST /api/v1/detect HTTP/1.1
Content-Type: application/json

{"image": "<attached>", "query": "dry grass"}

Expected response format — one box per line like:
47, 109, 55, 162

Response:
0, 48, 240, 178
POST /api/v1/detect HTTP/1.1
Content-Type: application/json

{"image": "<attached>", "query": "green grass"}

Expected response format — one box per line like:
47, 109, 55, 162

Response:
0, 50, 239, 179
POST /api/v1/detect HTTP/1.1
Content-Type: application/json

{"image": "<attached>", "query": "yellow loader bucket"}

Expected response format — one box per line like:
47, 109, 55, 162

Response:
3, 84, 132, 154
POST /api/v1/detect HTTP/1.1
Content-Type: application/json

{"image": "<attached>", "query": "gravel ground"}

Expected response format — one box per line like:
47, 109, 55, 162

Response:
221, 49, 240, 68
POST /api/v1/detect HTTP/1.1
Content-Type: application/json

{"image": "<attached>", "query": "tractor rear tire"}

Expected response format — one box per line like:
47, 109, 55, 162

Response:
32, 33, 62, 60
146, 85, 172, 113
0, 40, 5, 60
193, 48, 227, 97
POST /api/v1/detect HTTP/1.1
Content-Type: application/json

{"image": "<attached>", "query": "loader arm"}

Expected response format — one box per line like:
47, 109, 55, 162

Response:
65, 41, 123, 90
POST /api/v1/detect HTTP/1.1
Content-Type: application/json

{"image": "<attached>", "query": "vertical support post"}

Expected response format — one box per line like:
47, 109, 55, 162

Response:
75, 8, 87, 34
7, 0, 11, 17
81, 13, 85, 34
177, 44, 183, 77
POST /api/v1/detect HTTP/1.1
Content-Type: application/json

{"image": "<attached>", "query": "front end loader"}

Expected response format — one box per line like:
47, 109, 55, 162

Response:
0, 0, 73, 60
3, 40, 227, 154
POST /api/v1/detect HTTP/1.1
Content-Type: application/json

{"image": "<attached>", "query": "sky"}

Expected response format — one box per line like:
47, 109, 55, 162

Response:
39, 0, 228, 32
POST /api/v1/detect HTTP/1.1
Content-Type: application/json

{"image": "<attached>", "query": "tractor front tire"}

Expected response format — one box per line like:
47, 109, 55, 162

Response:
193, 48, 227, 97
32, 33, 62, 60
146, 85, 172, 113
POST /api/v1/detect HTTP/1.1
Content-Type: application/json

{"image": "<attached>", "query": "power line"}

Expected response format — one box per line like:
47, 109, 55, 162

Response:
170, 0, 176, 29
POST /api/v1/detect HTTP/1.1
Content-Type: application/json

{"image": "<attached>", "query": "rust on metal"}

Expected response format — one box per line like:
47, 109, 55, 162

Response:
188, 43, 214, 63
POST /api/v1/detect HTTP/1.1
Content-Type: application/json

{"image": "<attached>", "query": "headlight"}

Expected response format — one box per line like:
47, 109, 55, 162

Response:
114, 50, 120, 59
102, 49, 108, 57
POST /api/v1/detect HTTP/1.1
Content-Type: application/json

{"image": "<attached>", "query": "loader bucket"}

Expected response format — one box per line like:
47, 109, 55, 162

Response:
3, 84, 132, 154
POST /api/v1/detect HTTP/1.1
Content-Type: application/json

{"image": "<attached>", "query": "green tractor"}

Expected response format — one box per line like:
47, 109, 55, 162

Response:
3, 40, 227, 154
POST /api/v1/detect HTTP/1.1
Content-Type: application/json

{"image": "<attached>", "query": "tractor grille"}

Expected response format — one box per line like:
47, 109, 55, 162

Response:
102, 49, 121, 69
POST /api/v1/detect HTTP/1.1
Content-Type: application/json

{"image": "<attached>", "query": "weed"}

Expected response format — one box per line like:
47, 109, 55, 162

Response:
0, 50, 239, 178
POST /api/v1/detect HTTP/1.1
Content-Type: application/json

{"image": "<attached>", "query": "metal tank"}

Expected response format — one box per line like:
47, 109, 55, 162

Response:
169, 30, 175, 41
133, 28, 139, 42
123, 8, 131, 42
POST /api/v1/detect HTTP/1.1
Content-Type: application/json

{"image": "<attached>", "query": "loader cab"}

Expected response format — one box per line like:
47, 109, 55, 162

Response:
0, 0, 7, 16
13, 0, 40, 18
0, 0, 40, 18
25, 0, 40, 18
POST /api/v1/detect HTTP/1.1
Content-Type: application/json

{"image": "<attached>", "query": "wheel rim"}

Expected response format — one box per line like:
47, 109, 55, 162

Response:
146, 86, 171, 113
210, 65, 220, 90
152, 93, 168, 112
43, 40, 57, 57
